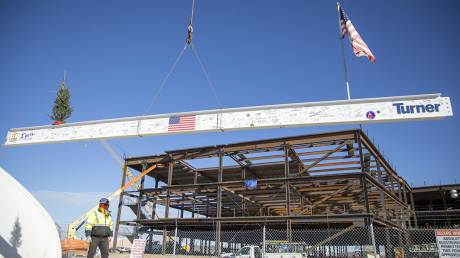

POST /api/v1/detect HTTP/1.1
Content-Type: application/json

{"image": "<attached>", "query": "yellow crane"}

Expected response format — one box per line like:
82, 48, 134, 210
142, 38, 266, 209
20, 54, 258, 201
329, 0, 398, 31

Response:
63, 141, 187, 255
63, 161, 162, 256
99, 140, 159, 219
66, 140, 159, 240
100, 141, 187, 251
65, 156, 162, 239
99, 140, 141, 192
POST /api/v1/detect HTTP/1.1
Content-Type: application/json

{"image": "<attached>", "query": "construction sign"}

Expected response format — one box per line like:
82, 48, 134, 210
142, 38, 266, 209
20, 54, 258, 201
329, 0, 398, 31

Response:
130, 239, 146, 258
435, 230, 460, 257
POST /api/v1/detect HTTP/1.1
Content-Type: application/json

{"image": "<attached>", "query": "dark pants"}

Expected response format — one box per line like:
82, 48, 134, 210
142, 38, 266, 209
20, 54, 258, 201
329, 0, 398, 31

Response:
87, 236, 109, 258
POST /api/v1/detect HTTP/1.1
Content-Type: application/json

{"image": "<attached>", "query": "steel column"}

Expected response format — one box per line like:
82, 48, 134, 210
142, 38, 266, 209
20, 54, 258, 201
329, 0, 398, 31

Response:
389, 174, 400, 227
112, 162, 129, 251
410, 190, 418, 228
402, 183, 411, 228
242, 167, 246, 216
152, 177, 159, 219
216, 150, 224, 256
192, 170, 197, 218
356, 131, 370, 225
165, 161, 174, 219
283, 143, 292, 242
396, 179, 407, 229
161, 161, 174, 255
135, 163, 147, 237
376, 160, 387, 220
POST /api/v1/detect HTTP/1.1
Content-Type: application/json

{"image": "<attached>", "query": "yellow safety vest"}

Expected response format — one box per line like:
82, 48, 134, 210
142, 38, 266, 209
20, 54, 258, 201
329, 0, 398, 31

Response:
85, 209, 113, 237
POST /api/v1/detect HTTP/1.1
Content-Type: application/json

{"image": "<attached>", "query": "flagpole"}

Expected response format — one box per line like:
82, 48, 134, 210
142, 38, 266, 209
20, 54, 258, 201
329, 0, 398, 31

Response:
337, 3, 351, 100
341, 39, 351, 100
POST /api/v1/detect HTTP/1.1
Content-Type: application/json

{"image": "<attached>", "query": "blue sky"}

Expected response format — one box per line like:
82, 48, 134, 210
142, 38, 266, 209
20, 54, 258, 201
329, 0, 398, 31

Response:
1, 1, 459, 238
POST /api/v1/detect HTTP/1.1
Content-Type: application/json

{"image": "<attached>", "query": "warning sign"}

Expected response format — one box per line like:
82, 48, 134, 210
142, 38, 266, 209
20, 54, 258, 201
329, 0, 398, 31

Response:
130, 239, 147, 258
436, 230, 460, 257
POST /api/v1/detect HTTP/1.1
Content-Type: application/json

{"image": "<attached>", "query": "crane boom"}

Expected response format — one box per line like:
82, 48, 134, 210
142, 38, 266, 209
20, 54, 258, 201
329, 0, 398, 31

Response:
99, 140, 159, 219
65, 163, 161, 239
99, 140, 141, 191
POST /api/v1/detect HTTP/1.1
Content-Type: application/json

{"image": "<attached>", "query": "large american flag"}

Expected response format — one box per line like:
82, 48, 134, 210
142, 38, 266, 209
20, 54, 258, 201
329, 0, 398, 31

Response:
168, 115, 196, 132
339, 5, 376, 62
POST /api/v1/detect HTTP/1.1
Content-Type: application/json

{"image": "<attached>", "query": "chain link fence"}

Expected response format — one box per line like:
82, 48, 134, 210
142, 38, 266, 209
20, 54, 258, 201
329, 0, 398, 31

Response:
116, 225, 458, 257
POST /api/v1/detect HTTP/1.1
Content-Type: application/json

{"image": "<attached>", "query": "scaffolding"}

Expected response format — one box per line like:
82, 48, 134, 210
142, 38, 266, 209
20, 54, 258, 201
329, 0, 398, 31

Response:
113, 129, 418, 254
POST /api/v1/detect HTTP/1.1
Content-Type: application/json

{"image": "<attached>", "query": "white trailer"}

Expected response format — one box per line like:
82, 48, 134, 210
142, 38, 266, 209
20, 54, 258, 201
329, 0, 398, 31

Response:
222, 245, 305, 258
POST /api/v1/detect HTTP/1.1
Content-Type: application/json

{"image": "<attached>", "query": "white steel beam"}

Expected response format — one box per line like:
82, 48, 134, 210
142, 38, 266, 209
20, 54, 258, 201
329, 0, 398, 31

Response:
4, 94, 453, 146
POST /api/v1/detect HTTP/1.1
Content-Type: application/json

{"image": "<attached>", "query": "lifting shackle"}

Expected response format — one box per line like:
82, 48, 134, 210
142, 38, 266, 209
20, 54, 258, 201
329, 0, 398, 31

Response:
186, 0, 195, 45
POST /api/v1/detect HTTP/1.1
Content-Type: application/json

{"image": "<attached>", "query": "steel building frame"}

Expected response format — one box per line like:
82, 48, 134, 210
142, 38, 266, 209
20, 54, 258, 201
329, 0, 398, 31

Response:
113, 129, 417, 252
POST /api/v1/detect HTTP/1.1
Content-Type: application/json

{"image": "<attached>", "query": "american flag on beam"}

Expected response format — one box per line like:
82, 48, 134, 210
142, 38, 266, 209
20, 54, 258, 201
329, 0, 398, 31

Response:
339, 4, 376, 62
168, 115, 196, 132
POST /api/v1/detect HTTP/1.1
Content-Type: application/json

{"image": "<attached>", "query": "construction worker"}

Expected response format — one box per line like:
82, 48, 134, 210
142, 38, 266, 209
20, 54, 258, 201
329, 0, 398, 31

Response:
85, 198, 113, 258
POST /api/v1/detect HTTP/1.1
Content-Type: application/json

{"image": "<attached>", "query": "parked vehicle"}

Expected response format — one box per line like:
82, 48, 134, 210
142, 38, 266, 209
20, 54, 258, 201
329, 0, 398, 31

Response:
145, 241, 162, 253
219, 252, 236, 258
231, 245, 305, 258
116, 247, 131, 253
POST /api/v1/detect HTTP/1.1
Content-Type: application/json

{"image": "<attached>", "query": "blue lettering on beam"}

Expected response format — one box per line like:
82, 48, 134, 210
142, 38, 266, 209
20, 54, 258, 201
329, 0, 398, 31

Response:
393, 103, 441, 114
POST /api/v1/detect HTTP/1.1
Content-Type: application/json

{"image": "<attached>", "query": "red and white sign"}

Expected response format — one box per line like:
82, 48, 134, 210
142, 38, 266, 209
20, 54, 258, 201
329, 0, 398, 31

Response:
435, 230, 460, 257
130, 239, 147, 258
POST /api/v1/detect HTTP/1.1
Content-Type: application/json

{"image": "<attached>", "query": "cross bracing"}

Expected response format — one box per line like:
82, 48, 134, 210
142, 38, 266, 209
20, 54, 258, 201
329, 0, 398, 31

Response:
113, 128, 417, 245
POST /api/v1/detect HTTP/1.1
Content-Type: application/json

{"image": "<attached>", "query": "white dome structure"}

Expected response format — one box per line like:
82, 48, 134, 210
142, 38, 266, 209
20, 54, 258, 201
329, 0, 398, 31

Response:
0, 167, 61, 258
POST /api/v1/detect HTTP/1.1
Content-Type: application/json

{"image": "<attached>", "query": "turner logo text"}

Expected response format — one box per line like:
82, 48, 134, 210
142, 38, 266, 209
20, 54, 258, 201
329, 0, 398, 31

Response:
393, 103, 441, 114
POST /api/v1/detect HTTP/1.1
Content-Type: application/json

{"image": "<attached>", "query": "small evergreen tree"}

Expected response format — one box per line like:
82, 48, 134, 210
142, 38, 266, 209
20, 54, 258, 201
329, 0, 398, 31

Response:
48, 72, 74, 123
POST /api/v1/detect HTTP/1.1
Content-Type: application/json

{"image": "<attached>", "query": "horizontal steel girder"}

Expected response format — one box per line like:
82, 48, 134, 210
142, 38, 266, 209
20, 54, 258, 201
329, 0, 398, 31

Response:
5, 94, 452, 146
